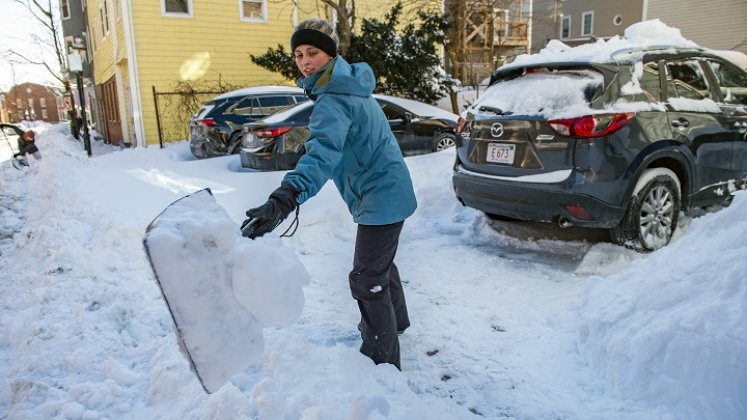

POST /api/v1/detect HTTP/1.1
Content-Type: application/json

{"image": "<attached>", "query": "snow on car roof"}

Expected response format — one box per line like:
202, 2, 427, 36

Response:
374, 94, 459, 120
261, 94, 459, 124
262, 101, 313, 124
212, 86, 304, 101
501, 19, 701, 71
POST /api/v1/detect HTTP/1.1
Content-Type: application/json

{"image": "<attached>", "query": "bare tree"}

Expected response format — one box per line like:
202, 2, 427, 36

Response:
3, 0, 77, 126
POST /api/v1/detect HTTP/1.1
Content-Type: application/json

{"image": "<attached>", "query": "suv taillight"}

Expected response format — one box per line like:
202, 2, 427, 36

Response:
255, 127, 292, 138
195, 118, 216, 127
548, 113, 634, 139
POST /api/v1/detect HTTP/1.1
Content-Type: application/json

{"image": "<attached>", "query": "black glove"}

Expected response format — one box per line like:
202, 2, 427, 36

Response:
241, 185, 299, 238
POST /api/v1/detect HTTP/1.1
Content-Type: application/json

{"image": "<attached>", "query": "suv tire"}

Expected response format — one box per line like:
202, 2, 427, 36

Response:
611, 168, 681, 252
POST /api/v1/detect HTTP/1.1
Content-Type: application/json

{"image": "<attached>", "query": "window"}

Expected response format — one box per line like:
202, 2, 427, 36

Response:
560, 15, 571, 39
258, 96, 292, 114
638, 62, 663, 102
232, 97, 260, 115
16, 99, 22, 108
378, 102, 406, 120
665, 59, 714, 100
29, 98, 34, 108
240, 0, 266, 22
582, 11, 594, 37
613, 15, 623, 26
61, 0, 70, 19
705, 59, 747, 105
41, 98, 47, 107
100, 1, 110, 35
42, 110, 48, 119
163, 0, 192, 17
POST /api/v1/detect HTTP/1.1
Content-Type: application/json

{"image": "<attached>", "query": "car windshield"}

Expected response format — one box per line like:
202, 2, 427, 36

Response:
472, 68, 604, 119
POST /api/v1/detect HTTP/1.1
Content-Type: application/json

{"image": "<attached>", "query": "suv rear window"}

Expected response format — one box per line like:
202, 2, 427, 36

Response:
475, 68, 604, 118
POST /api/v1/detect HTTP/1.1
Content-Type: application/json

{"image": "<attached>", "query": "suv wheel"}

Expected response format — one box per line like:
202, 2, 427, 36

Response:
611, 168, 681, 252
433, 133, 456, 151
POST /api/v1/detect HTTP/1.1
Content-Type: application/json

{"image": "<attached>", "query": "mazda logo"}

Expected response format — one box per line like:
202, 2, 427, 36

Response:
490, 123, 504, 138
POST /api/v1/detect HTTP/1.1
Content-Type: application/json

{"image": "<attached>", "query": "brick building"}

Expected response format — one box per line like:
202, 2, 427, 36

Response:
1, 82, 62, 124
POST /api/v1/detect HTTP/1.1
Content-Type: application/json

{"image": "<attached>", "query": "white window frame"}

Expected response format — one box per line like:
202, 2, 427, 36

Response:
162, 0, 193, 18
100, 1, 110, 36
61, 0, 71, 19
581, 11, 594, 37
239, 0, 267, 22
560, 15, 571, 39
41, 98, 47, 107
42, 109, 48, 119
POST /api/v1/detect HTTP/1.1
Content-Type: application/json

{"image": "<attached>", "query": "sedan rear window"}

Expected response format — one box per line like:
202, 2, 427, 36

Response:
473, 69, 604, 118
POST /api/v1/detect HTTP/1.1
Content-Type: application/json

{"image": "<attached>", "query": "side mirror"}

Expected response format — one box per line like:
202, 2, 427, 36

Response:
403, 112, 413, 123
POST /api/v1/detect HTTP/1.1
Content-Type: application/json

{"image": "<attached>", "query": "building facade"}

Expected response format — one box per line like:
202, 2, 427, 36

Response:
82, 0, 414, 148
1, 83, 62, 124
61, 0, 101, 137
531, 0, 746, 54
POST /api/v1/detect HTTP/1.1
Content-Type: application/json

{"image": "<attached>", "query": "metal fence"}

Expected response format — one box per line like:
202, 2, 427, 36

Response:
152, 86, 224, 147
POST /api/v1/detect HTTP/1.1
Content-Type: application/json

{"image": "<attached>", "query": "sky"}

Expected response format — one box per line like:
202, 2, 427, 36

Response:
0, 120, 745, 419
0, 0, 62, 91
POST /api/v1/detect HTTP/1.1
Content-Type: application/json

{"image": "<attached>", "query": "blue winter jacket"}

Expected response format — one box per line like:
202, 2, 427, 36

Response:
281, 56, 417, 225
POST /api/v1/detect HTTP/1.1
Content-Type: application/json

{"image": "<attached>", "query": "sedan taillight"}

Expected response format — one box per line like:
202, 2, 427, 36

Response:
548, 113, 634, 139
255, 127, 292, 138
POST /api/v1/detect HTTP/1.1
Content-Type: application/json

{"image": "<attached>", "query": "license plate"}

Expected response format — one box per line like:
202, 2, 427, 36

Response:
486, 143, 515, 164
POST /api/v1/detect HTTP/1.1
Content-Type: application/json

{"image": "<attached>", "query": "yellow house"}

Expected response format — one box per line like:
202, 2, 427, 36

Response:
85, 0, 428, 148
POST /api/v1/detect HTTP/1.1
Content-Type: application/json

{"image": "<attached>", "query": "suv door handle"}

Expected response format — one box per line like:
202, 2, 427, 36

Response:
671, 118, 690, 129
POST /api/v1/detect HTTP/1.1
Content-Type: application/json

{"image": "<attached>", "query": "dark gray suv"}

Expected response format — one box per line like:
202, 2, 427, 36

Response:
452, 46, 747, 251
189, 86, 307, 159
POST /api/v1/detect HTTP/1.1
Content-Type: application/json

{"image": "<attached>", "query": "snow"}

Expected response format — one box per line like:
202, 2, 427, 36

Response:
1, 120, 745, 419
211, 86, 304, 101
505, 19, 700, 70
460, 19, 723, 119
375, 94, 458, 120
143, 188, 309, 392
470, 70, 604, 119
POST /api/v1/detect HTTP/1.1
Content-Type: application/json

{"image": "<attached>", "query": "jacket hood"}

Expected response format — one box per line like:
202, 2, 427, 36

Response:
297, 56, 375, 98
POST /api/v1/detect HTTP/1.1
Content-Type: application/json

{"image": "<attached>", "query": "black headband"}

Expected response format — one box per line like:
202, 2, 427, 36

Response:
290, 28, 337, 57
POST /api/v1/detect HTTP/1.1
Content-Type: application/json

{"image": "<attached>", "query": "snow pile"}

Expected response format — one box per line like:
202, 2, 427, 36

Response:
466, 20, 709, 118
578, 192, 747, 418
510, 19, 699, 69
2, 108, 747, 416
144, 188, 309, 392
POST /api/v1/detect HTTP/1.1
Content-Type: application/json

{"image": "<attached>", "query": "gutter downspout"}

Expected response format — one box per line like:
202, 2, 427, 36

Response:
121, 0, 146, 147
642, 0, 649, 21
527, 0, 533, 54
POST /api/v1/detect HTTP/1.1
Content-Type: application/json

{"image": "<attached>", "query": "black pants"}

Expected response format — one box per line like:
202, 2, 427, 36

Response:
349, 221, 410, 370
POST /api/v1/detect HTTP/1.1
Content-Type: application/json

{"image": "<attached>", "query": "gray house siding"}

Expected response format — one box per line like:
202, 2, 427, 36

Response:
646, 0, 747, 54
557, 0, 644, 45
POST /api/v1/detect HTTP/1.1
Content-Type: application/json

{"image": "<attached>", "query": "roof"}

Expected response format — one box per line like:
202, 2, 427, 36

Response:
375, 94, 459, 120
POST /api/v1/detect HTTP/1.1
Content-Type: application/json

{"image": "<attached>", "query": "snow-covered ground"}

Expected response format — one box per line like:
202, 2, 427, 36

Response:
1, 123, 745, 419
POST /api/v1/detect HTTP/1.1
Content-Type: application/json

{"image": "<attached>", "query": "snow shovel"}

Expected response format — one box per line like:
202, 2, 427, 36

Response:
143, 188, 264, 394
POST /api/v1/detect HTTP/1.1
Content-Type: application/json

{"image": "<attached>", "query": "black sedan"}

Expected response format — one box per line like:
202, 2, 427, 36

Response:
239, 94, 459, 170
